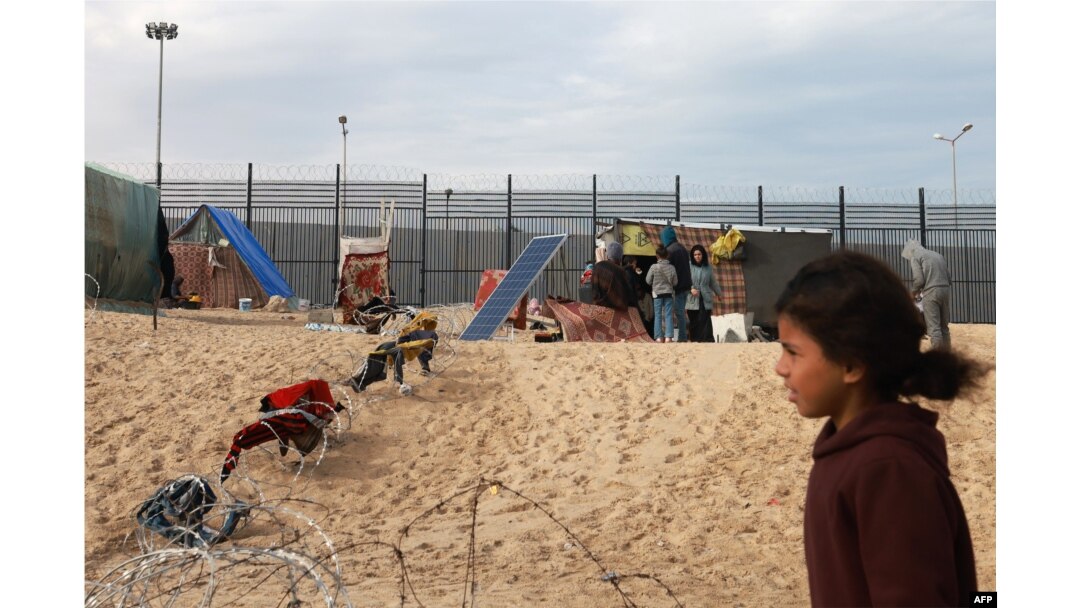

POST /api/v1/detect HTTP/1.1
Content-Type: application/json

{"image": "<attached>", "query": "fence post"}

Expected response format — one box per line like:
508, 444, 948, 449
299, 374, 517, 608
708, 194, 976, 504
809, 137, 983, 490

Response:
758, 185, 764, 226
156, 161, 162, 191
507, 174, 513, 269
839, 186, 846, 250
245, 162, 253, 230
675, 175, 681, 221
333, 164, 341, 302
592, 174, 598, 231
421, 174, 428, 308
918, 187, 927, 246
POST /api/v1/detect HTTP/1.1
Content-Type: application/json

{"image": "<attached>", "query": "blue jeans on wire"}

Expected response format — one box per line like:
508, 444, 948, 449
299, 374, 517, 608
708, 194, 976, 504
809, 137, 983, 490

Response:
654, 296, 674, 340
672, 290, 689, 342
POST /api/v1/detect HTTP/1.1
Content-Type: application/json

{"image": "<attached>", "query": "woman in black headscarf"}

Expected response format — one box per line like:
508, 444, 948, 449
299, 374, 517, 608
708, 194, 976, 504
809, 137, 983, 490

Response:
590, 242, 638, 312
686, 244, 722, 342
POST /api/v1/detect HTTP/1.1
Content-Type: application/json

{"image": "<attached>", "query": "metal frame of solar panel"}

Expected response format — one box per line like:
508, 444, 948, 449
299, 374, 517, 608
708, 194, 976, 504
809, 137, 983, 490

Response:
459, 234, 569, 341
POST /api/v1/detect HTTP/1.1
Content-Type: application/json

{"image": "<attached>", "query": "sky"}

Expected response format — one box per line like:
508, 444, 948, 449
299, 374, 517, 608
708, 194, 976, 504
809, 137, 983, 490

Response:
83, 0, 996, 193
10, 0, 1080, 603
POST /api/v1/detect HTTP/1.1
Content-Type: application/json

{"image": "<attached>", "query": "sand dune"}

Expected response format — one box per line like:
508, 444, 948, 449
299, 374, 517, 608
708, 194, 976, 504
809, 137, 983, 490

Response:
84, 306, 995, 606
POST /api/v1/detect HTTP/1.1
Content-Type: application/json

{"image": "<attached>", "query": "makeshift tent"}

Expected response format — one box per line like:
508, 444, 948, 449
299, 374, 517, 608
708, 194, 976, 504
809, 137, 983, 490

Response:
597, 219, 832, 327
85, 163, 175, 313
169, 205, 297, 310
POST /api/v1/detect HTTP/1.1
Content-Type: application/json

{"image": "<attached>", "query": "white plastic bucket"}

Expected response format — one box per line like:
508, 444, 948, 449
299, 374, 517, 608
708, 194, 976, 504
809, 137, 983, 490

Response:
238, 298, 252, 312
298, 298, 311, 311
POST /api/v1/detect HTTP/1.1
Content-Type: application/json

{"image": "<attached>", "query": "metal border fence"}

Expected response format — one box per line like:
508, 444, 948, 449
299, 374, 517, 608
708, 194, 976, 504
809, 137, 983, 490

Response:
100, 163, 996, 324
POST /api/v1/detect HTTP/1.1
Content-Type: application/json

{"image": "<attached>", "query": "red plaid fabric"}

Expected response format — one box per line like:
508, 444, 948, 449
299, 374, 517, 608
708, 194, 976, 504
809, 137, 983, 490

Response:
220, 380, 338, 481
169, 243, 267, 309
544, 297, 653, 342
638, 224, 747, 314
712, 259, 747, 313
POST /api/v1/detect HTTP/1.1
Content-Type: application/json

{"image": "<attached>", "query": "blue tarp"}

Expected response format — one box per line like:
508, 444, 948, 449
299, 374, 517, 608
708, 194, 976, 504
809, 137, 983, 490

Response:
173, 205, 296, 301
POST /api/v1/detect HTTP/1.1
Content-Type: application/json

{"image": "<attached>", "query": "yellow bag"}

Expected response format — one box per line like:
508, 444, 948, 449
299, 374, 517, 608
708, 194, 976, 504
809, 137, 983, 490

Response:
709, 228, 746, 264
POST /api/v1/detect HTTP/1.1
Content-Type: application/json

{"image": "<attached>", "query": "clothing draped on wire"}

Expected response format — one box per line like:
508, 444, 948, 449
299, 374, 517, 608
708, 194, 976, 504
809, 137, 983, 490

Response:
220, 379, 342, 482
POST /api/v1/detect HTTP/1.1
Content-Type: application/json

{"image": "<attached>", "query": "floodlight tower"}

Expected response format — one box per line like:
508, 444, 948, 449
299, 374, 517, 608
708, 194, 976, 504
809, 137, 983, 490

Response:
146, 21, 179, 190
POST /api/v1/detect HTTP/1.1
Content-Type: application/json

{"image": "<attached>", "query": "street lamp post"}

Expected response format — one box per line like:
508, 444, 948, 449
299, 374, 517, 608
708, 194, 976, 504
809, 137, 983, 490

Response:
146, 22, 179, 190
338, 115, 348, 241
933, 122, 973, 225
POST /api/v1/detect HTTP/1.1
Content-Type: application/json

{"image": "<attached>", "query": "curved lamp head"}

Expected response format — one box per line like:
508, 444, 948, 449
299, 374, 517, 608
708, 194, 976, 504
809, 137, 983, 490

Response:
962, 123, 973, 132
933, 133, 945, 140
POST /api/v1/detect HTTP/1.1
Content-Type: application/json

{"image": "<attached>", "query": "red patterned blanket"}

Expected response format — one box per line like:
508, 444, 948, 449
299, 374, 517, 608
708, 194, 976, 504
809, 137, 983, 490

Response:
544, 297, 653, 343
338, 251, 391, 324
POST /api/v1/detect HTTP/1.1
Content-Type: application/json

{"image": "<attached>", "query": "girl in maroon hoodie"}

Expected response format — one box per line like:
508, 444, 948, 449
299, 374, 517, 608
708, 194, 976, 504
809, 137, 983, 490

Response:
773, 251, 986, 607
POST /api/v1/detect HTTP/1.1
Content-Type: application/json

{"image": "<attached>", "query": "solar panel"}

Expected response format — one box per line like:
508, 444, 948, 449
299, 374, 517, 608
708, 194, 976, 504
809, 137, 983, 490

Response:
460, 234, 568, 341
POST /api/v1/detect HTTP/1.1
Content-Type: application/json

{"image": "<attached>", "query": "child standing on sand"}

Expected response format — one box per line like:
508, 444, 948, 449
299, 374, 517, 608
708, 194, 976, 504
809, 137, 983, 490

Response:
773, 251, 986, 607
646, 245, 677, 343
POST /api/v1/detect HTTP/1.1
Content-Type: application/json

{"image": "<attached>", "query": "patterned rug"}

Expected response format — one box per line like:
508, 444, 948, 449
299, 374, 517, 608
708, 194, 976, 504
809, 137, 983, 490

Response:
544, 297, 653, 343
169, 243, 267, 309
639, 224, 747, 314
338, 252, 391, 325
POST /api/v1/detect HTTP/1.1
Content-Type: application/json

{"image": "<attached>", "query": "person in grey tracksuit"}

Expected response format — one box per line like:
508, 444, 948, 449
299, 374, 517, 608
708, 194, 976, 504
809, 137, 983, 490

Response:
901, 240, 952, 350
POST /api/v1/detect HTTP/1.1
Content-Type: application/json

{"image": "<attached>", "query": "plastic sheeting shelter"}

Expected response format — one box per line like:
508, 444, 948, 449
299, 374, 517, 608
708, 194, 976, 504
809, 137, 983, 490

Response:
169, 205, 297, 310
85, 162, 174, 312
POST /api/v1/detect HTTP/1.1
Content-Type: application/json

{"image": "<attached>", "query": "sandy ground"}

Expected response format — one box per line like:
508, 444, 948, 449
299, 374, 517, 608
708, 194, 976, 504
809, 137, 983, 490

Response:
84, 305, 995, 607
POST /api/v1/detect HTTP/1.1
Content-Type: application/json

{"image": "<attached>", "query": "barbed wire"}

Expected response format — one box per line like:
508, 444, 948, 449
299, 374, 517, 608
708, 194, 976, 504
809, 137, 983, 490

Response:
334, 303, 469, 399
86, 298, 683, 607
90, 474, 685, 608
89, 161, 996, 206
392, 477, 685, 608
88, 540, 350, 607
223, 399, 355, 503
923, 188, 997, 206
508, 174, 595, 192
759, 185, 841, 204
596, 174, 678, 193
253, 164, 424, 183
425, 174, 510, 192
91, 162, 424, 184
681, 184, 760, 203
842, 187, 919, 205
85, 273, 100, 324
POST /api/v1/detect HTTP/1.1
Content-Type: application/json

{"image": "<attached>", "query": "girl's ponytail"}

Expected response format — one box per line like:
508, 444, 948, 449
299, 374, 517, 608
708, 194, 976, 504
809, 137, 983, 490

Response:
899, 349, 988, 401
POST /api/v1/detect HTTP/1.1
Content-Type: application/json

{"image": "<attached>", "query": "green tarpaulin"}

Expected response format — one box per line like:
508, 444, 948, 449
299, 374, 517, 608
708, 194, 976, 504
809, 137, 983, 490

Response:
85, 163, 172, 309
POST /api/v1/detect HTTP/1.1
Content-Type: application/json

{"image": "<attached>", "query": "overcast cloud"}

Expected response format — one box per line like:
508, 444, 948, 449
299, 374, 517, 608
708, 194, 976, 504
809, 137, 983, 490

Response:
84, 1, 996, 191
